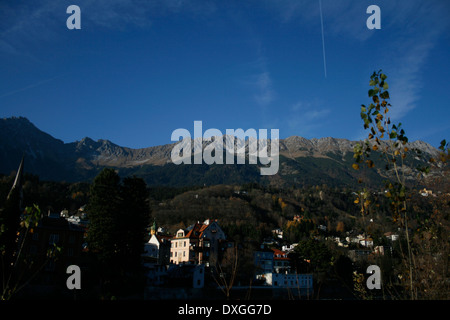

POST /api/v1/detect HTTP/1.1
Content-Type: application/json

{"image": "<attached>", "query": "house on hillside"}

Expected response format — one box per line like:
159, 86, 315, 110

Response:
271, 273, 313, 292
384, 232, 399, 241
143, 233, 172, 265
282, 243, 298, 252
359, 238, 373, 247
254, 246, 313, 294
271, 228, 283, 239
254, 247, 274, 284
272, 248, 291, 274
170, 219, 226, 266
419, 188, 434, 197
142, 220, 172, 286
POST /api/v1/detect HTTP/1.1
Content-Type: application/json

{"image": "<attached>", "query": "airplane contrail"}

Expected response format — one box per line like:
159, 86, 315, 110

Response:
0, 75, 63, 99
319, 0, 327, 78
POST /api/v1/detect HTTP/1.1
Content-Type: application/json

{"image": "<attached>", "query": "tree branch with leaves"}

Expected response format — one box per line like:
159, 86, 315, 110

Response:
353, 70, 449, 300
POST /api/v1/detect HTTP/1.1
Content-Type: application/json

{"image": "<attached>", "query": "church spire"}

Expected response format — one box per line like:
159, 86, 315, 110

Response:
150, 219, 157, 235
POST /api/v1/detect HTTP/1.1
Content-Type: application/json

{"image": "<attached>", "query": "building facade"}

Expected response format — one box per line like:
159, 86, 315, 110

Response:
170, 219, 226, 265
144, 233, 171, 265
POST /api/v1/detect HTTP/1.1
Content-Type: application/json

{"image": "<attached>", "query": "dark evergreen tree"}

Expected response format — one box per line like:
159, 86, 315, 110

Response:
85, 168, 122, 297
86, 168, 121, 264
86, 169, 149, 297
119, 176, 149, 271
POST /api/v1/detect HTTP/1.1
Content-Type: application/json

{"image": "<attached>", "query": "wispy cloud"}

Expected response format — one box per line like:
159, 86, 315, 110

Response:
253, 71, 275, 106
287, 100, 330, 137
237, 39, 276, 109
267, 0, 449, 123
382, 1, 450, 121
0, 0, 218, 55
265, 0, 372, 41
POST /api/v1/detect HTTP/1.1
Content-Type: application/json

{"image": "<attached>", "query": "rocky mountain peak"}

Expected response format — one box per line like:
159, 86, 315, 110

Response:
0, 117, 443, 186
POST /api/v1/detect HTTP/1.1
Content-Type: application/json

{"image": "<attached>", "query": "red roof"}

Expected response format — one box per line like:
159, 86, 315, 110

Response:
185, 222, 209, 239
272, 248, 290, 260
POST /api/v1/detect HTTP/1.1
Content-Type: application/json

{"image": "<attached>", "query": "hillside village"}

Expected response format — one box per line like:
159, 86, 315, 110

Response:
23, 204, 402, 300
62, 180, 407, 300
1, 163, 448, 300
139, 216, 402, 299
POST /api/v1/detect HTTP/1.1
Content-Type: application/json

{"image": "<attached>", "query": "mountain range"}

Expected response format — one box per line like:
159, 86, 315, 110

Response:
0, 116, 441, 188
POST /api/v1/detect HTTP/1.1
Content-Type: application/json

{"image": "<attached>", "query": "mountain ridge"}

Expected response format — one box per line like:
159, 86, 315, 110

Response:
0, 117, 440, 187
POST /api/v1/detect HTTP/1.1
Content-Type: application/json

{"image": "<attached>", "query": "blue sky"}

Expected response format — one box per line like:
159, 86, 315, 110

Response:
1, 0, 449, 149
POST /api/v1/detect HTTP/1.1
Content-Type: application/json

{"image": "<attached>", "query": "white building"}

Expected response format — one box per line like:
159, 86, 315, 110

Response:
261, 272, 313, 290
359, 238, 374, 247
272, 228, 283, 239
143, 234, 171, 265
384, 232, 399, 241
282, 243, 298, 252
170, 219, 227, 265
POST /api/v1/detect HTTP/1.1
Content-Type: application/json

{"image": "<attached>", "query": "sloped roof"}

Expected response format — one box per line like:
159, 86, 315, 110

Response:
156, 234, 172, 243
185, 222, 209, 239
272, 248, 290, 260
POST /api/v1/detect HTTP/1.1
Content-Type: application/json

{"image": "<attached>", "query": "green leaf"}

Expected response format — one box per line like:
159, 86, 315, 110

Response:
383, 82, 389, 90
364, 118, 369, 129
380, 91, 390, 99
439, 139, 447, 151
380, 73, 387, 80
373, 95, 379, 103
